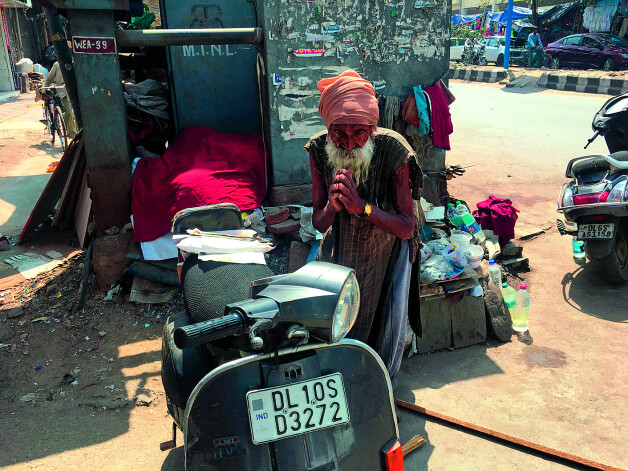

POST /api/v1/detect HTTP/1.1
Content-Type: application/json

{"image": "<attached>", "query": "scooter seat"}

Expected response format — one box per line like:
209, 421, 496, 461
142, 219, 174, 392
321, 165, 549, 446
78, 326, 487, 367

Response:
571, 151, 628, 177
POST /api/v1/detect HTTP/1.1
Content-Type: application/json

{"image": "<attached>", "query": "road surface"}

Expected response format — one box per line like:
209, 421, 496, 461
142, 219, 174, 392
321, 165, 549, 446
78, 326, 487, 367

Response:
398, 82, 628, 471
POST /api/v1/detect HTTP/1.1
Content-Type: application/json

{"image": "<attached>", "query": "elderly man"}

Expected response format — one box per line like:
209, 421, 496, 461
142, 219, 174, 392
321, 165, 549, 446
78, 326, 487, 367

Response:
306, 69, 420, 389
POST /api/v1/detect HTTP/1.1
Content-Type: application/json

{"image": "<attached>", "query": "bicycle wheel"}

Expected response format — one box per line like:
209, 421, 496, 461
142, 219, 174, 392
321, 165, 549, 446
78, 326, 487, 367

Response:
44, 104, 54, 142
53, 105, 68, 151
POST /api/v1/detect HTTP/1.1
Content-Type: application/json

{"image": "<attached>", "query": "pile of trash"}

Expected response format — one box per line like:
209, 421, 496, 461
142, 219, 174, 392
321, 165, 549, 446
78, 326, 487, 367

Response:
419, 196, 526, 296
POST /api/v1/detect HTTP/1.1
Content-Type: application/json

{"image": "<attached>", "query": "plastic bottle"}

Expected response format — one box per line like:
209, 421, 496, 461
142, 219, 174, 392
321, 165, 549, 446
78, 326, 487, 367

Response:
488, 259, 501, 286
572, 236, 586, 266
500, 281, 516, 322
513, 284, 530, 332
447, 209, 464, 229
454, 201, 465, 215
455, 204, 487, 243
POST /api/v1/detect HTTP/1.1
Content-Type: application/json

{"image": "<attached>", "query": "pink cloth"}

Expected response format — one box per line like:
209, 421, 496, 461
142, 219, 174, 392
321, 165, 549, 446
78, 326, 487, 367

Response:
317, 69, 379, 130
132, 127, 266, 242
423, 83, 453, 150
473, 196, 520, 247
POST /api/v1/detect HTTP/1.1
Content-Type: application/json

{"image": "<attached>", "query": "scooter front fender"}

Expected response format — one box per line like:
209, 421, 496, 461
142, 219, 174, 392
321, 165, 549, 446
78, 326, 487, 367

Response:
584, 239, 614, 260
183, 339, 399, 471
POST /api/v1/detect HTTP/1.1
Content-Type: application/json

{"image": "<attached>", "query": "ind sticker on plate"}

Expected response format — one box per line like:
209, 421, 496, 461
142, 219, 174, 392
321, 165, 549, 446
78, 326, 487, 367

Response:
72, 36, 116, 54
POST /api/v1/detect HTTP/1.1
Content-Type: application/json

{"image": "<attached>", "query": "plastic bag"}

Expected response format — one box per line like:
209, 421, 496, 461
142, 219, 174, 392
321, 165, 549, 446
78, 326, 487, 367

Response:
420, 255, 453, 282
420, 244, 433, 263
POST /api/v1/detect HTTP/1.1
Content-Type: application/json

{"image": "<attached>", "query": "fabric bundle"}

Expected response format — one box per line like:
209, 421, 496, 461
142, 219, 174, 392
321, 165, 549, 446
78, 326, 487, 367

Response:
473, 196, 520, 248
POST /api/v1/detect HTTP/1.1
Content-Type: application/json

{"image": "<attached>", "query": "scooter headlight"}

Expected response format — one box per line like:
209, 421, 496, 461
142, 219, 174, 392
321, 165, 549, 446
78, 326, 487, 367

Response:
253, 262, 361, 344
332, 272, 360, 342
562, 185, 574, 207
606, 177, 628, 203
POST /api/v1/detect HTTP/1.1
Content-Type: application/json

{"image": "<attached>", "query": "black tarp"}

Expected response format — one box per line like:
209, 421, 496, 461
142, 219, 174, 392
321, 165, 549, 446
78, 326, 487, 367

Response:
540, 2, 579, 27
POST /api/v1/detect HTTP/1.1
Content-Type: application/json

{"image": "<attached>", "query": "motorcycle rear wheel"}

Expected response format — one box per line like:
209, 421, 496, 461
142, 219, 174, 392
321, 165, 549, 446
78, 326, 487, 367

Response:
599, 221, 628, 284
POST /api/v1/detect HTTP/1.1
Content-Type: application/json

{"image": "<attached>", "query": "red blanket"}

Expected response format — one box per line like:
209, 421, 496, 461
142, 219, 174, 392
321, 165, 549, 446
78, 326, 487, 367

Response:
132, 127, 266, 242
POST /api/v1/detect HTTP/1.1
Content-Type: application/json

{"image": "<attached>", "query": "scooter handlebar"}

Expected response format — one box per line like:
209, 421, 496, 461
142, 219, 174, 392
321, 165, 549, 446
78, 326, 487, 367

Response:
174, 312, 246, 349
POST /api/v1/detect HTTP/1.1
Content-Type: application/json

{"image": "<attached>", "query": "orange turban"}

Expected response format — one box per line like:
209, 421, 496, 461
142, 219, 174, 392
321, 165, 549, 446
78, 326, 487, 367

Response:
317, 69, 379, 130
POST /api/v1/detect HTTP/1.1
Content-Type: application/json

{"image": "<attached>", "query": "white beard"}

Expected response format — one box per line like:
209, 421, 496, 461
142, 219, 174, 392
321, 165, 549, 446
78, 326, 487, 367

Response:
325, 137, 375, 186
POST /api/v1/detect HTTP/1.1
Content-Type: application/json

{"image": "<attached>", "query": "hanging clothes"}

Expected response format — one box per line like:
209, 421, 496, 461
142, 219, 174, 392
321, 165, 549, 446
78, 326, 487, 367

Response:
413, 85, 430, 135
423, 83, 453, 151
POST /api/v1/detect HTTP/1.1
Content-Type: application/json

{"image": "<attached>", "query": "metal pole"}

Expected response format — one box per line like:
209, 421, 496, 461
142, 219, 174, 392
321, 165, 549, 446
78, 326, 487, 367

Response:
503, 0, 514, 69
115, 28, 264, 48
43, 8, 82, 128
459, 0, 462, 15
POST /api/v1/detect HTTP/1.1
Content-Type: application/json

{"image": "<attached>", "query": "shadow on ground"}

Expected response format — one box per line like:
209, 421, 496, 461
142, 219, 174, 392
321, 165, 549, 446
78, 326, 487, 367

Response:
162, 447, 185, 470
0, 335, 164, 467
394, 344, 506, 469
561, 264, 628, 322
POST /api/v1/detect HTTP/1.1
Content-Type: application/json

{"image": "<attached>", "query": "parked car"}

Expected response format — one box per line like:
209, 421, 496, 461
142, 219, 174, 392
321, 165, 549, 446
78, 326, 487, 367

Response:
480, 36, 507, 66
545, 33, 628, 71
450, 38, 466, 61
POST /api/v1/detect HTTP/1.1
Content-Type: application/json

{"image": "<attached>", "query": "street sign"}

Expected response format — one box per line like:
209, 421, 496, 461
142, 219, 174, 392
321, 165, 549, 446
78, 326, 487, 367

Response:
72, 36, 116, 54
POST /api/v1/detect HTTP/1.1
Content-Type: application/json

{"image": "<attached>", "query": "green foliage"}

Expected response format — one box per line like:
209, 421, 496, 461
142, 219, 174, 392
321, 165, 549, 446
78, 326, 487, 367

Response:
451, 22, 484, 41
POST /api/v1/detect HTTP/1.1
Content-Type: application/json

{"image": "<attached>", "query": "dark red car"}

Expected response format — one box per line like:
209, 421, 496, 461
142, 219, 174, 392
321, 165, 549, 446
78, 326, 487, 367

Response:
546, 33, 628, 71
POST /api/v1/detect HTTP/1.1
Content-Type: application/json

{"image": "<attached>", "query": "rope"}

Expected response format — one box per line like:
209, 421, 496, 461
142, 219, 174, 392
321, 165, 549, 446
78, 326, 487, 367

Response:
0, 108, 31, 125
396, 400, 626, 471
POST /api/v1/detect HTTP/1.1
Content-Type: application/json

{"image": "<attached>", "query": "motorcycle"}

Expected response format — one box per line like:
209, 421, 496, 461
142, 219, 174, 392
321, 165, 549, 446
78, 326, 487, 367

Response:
461, 39, 488, 66
557, 92, 628, 283
160, 204, 403, 470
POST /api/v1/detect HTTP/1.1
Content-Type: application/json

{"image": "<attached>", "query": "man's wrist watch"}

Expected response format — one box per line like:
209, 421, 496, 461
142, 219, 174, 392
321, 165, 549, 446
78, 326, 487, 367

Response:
358, 202, 372, 218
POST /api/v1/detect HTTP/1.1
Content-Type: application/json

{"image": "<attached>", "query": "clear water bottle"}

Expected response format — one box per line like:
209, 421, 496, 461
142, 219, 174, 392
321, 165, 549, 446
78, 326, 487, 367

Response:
488, 259, 501, 286
572, 236, 586, 266
456, 204, 486, 243
500, 281, 516, 322
513, 284, 530, 332
447, 209, 464, 229
454, 201, 466, 216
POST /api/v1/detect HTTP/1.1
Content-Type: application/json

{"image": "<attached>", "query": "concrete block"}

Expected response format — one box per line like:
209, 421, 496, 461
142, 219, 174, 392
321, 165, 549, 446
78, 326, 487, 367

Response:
93, 233, 133, 289
417, 295, 487, 353
264, 207, 289, 225
267, 220, 301, 235
501, 242, 523, 258
500, 256, 529, 272
415, 299, 452, 354
270, 184, 312, 207
288, 241, 310, 272
451, 296, 487, 348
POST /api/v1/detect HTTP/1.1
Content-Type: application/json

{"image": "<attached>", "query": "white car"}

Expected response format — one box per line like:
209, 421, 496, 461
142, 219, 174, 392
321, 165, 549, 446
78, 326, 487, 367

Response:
479, 36, 507, 66
450, 38, 466, 61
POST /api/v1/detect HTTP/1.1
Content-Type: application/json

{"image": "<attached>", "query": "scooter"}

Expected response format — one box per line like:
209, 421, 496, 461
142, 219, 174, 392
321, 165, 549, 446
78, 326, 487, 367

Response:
461, 39, 488, 66
557, 92, 628, 283
160, 204, 403, 470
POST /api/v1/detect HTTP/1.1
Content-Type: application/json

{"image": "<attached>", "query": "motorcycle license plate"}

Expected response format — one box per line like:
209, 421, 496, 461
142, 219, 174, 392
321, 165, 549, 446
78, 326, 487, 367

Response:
578, 223, 614, 239
246, 373, 350, 444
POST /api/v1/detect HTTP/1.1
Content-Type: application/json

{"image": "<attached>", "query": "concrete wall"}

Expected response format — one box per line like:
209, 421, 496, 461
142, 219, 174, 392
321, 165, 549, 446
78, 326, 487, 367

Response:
258, 0, 451, 186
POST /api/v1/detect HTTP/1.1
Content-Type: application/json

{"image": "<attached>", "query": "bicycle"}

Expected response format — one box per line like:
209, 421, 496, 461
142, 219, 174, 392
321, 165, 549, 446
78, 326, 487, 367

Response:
40, 85, 68, 151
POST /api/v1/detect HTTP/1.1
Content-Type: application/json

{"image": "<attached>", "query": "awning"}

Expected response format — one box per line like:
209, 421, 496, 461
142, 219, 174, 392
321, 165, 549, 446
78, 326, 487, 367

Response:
451, 13, 482, 26
539, 2, 578, 27
496, 6, 532, 23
